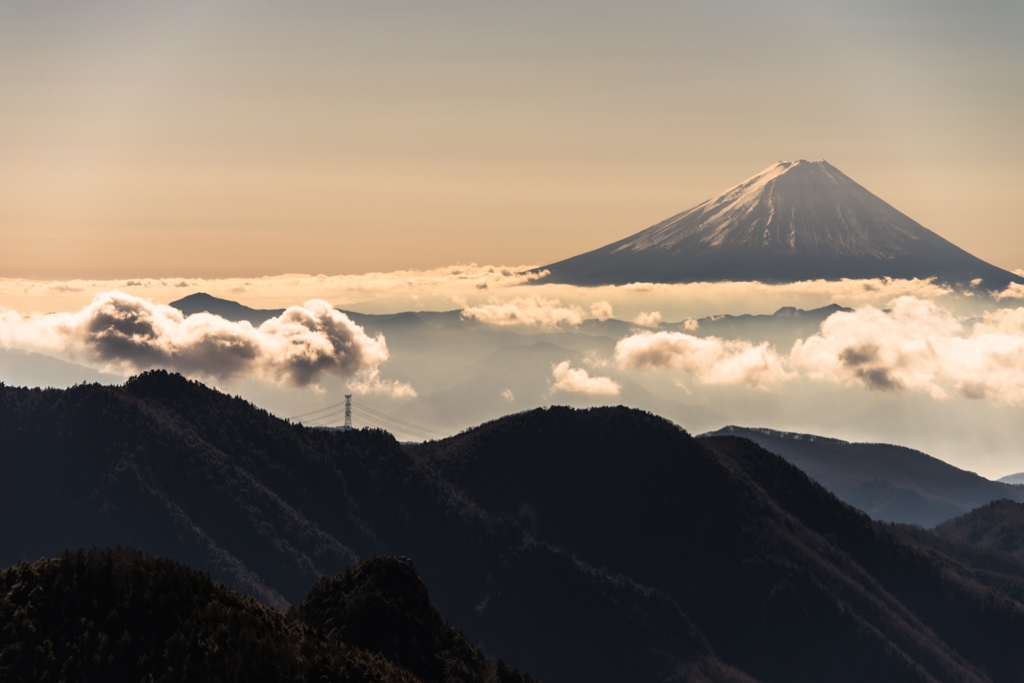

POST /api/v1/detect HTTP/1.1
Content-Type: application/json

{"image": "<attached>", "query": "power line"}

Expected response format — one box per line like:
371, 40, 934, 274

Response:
291, 397, 447, 441
287, 400, 349, 420
351, 402, 447, 436
321, 409, 433, 441
301, 405, 434, 437
301, 406, 349, 425
349, 407, 438, 439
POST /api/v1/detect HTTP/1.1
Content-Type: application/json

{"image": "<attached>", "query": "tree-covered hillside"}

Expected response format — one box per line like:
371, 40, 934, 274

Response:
0, 373, 737, 683
6, 372, 1024, 682
0, 548, 534, 683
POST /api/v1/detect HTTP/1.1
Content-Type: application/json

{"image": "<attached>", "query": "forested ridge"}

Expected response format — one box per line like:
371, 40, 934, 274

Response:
0, 373, 737, 683
0, 548, 533, 683
4, 371, 1024, 682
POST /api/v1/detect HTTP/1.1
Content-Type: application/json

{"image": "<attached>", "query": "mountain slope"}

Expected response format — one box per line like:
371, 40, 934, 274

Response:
0, 372, 737, 683
934, 499, 1024, 559
538, 160, 1023, 288
0, 549, 534, 683
170, 292, 285, 325
698, 435, 1024, 683
417, 408, 1024, 683
9, 375, 1024, 682
702, 426, 1024, 527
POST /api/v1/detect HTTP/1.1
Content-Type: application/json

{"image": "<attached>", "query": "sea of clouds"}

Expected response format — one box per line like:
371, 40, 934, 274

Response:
0, 264, 977, 320
3, 267, 1024, 406
0, 291, 413, 395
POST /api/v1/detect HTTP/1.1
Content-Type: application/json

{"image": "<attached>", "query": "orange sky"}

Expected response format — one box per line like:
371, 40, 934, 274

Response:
1, 1, 1022, 279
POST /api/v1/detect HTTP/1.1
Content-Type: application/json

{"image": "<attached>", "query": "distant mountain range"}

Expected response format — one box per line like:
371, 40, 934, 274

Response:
7, 373, 1024, 682
704, 426, 1024, 527
538, 160, 1024, 288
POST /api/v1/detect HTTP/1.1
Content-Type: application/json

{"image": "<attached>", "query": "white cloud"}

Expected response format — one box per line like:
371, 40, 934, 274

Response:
993, 282, 1024, 301
614, 298, 1024, 403
461, 296, 584, 328
1, 269, 958, 325
345, 371, 417, 398
501, 388, 515, 401
633, 311, 662, 327
550, 361, 621, 396
0, 264, 547, 315
614, 331, 791, 389
590, 300, 614, 321
0, 291, 412, 393
790, 297, 1024, 403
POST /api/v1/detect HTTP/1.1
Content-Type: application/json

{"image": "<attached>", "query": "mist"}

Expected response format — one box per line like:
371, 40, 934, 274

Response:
4, 275, 1024, 478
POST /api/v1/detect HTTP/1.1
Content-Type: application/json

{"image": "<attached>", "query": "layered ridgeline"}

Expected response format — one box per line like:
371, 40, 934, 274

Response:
538, 160, 1023, 288
0, 373, 742, 683
703, 426, 1024, 527
0, 549, 535, 683
934, 499, 1024, 560
5, 373, 1024, 682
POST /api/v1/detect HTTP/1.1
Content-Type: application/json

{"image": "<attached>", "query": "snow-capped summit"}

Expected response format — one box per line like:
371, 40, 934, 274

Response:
537, 160, 1022, 288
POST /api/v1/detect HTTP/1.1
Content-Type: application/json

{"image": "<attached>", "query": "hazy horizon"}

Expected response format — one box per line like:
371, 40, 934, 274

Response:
3, 1, 1024, 479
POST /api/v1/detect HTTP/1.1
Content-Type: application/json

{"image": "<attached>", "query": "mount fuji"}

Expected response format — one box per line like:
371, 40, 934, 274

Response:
538, 160, 1022, 289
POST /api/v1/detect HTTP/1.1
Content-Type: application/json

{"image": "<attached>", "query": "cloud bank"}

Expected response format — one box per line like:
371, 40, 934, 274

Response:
590, 301, 614, 321
614, 332, 791, 389
550, 361, 621, 396
791, 297, 1024, 403
2, 268, 975, 326
0, 291, 413, 394
615, 296, 1024, 404
994, 282, 1024, 301
633, 311, 662, 327
461, 296, 585, 328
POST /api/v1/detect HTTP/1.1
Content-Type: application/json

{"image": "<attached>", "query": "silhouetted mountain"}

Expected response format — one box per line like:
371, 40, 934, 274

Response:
698, 435, 1024, 683
169, 292, 453, 333
934, 499, 1024, 560
9, 374, 1024, 682
702, 426, 1024, 527
170, 292, 284, 325
298, 555, 534, 683
538, 160, 1024, 288
0, 373, 737, 683
418, 410, 1024, 683
999, 473, 1024, 485
665, 304, 852, 349
0, 548, 532, 683
890, 523, 1024, 606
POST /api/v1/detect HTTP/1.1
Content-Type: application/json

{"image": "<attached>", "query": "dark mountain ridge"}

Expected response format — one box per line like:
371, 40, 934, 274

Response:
417, 410, 1024, 683
702, 426, 1024, 527
935, 499, 1024, 559
538, 160, 1023, 289
5, 373, 1024, 681
0, 548, 534, 683
0, 373, 737, 683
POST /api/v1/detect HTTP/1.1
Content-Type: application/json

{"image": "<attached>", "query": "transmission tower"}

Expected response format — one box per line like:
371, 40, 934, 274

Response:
344, 394, 352, 429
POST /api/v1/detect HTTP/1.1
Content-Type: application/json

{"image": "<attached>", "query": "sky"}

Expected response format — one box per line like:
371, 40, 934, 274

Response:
1, 0, 1023, 279
3, 1, 1024, 477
